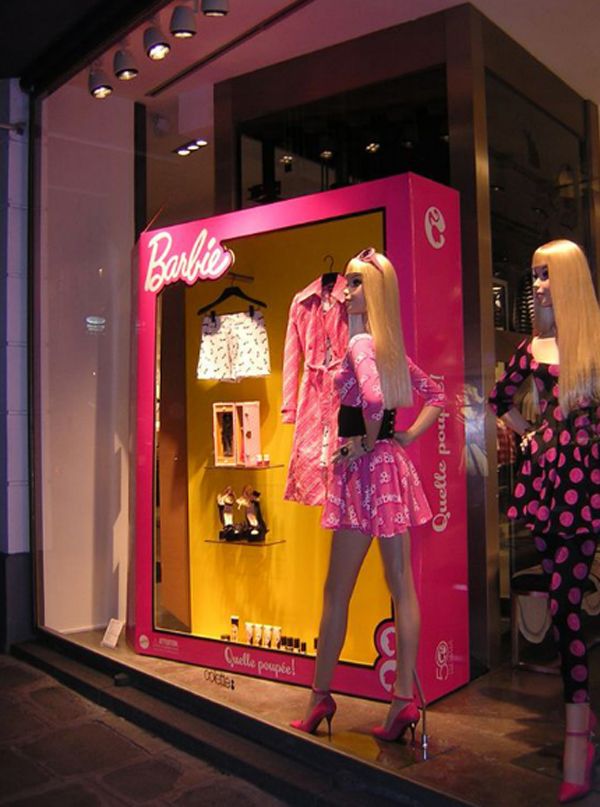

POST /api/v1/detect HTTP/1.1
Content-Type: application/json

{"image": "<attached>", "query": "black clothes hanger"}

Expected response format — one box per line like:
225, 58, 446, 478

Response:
321, 254, 338, 287
197, 285, 267, 318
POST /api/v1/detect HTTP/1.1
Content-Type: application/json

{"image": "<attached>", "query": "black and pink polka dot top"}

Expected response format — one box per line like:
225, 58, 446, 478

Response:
489, 338, 600, 535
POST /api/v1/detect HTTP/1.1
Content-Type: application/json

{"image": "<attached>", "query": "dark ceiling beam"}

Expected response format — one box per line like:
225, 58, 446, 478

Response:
20, 0, 165, 98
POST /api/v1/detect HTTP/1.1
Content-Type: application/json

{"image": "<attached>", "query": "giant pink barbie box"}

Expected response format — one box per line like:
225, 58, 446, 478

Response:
132, 173, 469, 703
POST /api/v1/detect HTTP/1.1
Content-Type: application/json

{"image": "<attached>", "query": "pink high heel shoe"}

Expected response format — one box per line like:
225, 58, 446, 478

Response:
372, 695, 420, 743
290, 687, 337, 738
558, 729, 596, 804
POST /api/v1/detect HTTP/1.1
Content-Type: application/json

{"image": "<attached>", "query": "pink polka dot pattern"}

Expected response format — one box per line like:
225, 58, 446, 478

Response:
571, 665, 588, 682
490, 341, 600, 704
569, 640, 586, 657
555, 547, 569, 564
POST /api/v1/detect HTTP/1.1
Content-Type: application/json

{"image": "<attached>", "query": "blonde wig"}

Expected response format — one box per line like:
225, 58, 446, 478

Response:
533, 239, 600, 412
344, 251, 413, 408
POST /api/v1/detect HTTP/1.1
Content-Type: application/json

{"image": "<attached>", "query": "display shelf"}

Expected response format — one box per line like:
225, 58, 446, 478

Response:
205, 464, 284, 471
204, 537, 285, 546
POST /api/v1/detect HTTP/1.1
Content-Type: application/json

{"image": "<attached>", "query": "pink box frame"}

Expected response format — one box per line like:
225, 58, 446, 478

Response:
131, 173, 470, 702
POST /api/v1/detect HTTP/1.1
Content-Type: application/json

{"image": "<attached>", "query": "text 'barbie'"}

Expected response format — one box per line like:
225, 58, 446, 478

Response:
144, 229, 233, 294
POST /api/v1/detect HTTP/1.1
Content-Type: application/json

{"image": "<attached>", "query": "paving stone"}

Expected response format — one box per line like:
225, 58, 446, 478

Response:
0, 701, 47, 741
21, 720, 146, 776
0, 747, 51, 799
7, 783, 124, 807
102, 758, 182, 803
29, 684, 91, 722
0, 661, 44, 689
173, 778, 287, 807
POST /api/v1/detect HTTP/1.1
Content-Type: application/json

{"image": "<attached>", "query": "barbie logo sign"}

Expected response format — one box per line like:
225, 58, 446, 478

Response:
144, 228, 233, 294
424, 206, 446, 250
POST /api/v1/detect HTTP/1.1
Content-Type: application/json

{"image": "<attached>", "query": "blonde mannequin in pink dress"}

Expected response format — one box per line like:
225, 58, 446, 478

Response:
291, 249, 444, 740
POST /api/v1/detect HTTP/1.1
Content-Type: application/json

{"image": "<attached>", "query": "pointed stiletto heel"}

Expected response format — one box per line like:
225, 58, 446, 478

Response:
217, 487, 239, 541
558, 729, 596, 804
290, 687, 337, 738
372, 695, 420, 743
236, 486, 268, 542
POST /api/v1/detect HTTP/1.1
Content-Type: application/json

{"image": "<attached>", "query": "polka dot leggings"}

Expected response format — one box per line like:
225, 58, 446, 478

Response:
534, 531, 598, 703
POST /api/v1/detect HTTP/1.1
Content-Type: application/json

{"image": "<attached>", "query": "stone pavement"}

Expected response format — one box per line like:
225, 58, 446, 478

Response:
0, 654, 289, 806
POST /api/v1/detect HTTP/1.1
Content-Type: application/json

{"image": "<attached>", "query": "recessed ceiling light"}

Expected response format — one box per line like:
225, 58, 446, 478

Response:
365, 142, 380, 153
195, 138, 208, 147
320, 149, 333, 160
187, 143, 200, 151
177, 147, 191, 156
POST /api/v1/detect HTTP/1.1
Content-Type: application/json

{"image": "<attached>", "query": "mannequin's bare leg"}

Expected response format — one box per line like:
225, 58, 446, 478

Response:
378, 531, 420, 729
303, 528, 372, 718
564, 702, 592, 785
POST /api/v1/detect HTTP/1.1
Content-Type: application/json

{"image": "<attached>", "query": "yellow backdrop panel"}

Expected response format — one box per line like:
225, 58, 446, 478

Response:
184, 212, 390, 664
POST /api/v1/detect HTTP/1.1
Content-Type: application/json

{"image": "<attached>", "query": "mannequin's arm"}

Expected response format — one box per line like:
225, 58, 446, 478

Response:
500, 406, 532, 438
394, 404, 443, 446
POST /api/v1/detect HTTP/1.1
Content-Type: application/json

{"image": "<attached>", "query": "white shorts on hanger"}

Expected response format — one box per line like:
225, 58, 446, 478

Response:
196, 311, 271, 382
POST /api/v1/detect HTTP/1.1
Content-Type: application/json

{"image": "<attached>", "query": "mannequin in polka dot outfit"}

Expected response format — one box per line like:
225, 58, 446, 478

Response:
489, 240, 600, 804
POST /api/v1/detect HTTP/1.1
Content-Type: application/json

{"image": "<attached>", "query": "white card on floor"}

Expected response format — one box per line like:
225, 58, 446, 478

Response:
101, 618, 125, 648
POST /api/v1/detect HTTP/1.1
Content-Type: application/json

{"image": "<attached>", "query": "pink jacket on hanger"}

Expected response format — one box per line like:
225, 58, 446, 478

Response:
282, 275, 348, 506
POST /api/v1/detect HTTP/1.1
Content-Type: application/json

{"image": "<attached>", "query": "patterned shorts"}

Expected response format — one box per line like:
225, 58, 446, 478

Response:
196, 311, 271, 382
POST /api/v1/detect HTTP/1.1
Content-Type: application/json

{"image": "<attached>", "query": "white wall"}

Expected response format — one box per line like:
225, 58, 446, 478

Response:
40, 83, 134, 632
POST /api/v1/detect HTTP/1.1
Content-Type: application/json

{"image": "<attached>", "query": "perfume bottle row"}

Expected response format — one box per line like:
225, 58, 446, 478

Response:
221, 615, 316, 654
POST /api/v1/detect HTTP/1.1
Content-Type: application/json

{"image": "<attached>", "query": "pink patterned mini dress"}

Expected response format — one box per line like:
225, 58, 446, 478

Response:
321, 334, 445, 538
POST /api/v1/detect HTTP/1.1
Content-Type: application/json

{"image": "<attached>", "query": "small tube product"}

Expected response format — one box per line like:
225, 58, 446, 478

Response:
272, 626, 282, 649
230, 615, 239, 642
244, 621, 254, 644
253, 623, 263, 646
263, 625, 272, 648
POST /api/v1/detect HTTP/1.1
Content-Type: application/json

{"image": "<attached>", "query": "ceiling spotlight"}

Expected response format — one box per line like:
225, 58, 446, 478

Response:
170, 5, 197, 38
113, 49, 138, 80
187, 142, 200, 151
365, 142, 380, 154
144, 25, 171, 60
280, 154, 293, 165
201, 0, 229, 16
88, 66, 113, 99
176, 147, 191, 156
320, 149, 333, 160
195, 138, 208, 147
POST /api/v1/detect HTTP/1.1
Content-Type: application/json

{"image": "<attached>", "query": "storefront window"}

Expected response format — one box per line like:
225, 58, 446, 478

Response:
35, 82, 135, 632
239, 68, 449, 206
486, 72, 587, 615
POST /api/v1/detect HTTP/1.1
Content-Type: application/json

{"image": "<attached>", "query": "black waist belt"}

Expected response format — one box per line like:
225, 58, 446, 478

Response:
338, 405, 396, 440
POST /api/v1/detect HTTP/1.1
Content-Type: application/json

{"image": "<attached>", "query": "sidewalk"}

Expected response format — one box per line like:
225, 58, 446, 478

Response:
0, 654, 288, 806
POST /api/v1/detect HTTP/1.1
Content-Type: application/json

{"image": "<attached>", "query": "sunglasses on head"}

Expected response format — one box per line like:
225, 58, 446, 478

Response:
355, 247, 384, 273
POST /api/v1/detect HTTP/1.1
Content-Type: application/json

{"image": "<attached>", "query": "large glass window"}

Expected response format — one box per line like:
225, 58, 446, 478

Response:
239, 68, 449, 206
486, 72, 588, 630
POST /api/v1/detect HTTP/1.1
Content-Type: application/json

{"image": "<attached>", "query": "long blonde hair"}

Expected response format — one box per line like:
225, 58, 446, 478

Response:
344, 251, 412, 408
533, 239, 600, 412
